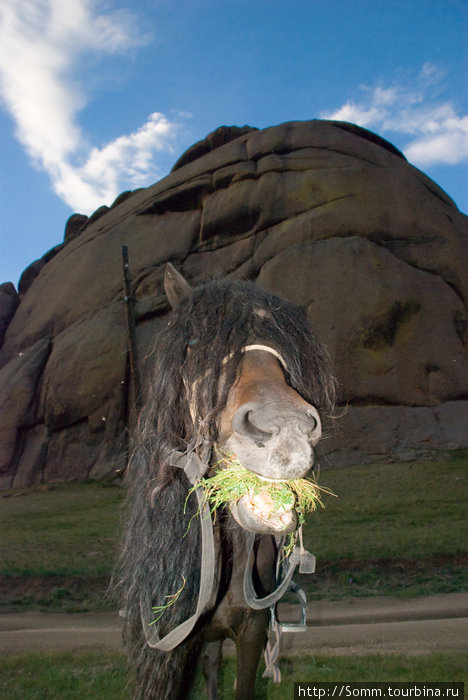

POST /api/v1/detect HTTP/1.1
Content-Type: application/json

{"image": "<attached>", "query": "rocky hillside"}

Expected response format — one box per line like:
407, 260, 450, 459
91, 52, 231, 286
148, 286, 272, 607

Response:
1, 120, 467, 488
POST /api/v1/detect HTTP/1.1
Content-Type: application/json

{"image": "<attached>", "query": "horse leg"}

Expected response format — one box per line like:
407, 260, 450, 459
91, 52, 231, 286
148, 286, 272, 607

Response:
202, 640, 223, 700
234, 612, 269, 700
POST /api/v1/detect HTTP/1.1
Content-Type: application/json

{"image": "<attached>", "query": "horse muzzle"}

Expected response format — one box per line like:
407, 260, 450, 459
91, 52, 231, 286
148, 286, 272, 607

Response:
226, 401, 322, 481
230, 489, 298, 535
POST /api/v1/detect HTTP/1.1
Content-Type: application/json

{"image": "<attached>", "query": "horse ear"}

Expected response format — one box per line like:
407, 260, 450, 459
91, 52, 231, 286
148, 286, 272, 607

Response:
164, 263, 193, 308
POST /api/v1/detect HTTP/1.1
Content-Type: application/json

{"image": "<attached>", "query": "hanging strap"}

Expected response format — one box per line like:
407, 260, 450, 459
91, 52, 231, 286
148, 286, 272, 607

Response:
262, 606, 283, 683
140, 450, 216, 651
243, 531, 302, 610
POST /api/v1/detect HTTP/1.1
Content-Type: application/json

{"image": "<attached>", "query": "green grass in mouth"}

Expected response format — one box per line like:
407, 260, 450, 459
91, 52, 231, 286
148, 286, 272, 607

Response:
188, 454, 336, 523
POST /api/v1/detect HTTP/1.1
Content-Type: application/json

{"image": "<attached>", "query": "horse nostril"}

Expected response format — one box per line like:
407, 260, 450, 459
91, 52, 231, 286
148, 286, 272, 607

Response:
305, 407, 322, 443
232, 403, 272, 447
305, 409, 318, 430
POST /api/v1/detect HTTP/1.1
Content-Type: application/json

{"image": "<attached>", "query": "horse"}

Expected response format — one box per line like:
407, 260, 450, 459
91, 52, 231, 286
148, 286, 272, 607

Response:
117, 263, 336, 699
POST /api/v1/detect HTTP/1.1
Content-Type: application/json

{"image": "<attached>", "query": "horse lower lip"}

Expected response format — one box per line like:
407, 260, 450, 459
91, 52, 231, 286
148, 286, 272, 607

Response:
253, 513, 288, 525
244, 492, 294, 519
251, 509, 294, 529
249, 505, 293, 519
245, 503, 293, 519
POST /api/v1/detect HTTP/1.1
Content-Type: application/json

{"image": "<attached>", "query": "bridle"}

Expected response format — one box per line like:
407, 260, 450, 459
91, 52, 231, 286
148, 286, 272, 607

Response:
140, 343, 316, 677
228, 343, 289, 371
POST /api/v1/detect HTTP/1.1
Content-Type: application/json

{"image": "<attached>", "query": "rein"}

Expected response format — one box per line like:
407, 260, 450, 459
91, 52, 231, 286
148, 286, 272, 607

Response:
243, 532, 301, 609
140, 450, 216, 651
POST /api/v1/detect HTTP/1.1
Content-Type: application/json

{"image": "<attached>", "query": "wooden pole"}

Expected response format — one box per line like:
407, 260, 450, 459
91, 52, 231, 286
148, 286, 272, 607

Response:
122, 245, 142, 410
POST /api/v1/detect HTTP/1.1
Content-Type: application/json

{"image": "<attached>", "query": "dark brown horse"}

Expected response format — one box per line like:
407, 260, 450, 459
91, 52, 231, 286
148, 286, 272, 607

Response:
117, 265, 336, 699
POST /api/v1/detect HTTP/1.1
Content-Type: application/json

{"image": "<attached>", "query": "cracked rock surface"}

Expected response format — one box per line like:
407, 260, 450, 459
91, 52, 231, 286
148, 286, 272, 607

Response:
1, 120, 467, 487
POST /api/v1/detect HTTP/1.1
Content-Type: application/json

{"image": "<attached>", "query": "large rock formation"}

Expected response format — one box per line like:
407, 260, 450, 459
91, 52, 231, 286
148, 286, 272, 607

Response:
1, 120, 467, 488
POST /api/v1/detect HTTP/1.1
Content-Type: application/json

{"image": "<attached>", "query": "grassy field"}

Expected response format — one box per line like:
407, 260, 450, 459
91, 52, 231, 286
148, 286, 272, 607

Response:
1, 451, 466, 611
1, 479, 124, 611
1, 650, 466, 699
1, 453, 466, 698
300, 450, 467, 599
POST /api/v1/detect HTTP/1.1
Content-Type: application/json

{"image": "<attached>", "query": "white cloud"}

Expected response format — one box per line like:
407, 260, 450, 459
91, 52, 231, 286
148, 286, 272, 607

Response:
321, 63, 468, 167
404, 116, 468, 165
54, 112, 177, 211
0, 0, 179, 214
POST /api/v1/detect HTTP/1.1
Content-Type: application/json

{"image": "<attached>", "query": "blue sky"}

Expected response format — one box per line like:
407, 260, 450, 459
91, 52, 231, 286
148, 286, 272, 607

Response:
1, 0, 467, 288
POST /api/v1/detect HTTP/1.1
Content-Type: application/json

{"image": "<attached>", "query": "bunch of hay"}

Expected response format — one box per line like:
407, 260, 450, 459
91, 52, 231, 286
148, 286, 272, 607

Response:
190, 454, 334, 527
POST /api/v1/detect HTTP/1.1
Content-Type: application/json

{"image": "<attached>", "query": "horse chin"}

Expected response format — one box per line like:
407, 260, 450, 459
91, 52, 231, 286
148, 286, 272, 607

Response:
230, 495, 297, 535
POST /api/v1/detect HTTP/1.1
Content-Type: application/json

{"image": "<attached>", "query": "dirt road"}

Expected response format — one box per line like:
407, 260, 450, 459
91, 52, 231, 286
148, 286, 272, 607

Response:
1, 593, 467, 657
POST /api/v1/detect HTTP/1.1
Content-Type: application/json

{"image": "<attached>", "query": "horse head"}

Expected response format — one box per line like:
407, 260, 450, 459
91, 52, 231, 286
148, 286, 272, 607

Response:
164, 263, 327, 537
217, 346, 322, 534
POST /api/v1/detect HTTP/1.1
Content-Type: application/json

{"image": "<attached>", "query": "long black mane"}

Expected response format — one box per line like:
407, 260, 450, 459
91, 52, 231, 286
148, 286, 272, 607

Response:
117, 278, 336, 698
